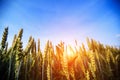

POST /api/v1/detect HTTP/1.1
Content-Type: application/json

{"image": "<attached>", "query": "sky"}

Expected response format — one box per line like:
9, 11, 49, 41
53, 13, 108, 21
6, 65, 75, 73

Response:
0, 0, 120, 48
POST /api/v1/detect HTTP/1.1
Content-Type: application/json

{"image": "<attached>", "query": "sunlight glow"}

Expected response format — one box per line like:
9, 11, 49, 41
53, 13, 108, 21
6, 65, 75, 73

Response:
66, 46, 75, 57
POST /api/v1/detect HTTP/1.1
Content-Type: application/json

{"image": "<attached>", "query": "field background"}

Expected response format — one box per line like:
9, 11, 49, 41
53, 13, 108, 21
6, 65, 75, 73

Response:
0, 28, 120, 80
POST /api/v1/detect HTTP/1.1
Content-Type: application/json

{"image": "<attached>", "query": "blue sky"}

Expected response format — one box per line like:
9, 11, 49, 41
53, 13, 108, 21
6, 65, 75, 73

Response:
0, 0, 120, 48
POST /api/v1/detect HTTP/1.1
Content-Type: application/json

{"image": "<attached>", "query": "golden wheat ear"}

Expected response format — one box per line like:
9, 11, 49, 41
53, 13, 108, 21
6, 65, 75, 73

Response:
1, 27, 8, 49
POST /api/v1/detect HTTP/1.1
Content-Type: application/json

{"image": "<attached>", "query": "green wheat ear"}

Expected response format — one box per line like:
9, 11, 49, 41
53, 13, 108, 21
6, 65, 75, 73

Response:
24, 36, 34, 55
17, 38, 23, 60
1, 27, 8, 49
17, 28, 23, 40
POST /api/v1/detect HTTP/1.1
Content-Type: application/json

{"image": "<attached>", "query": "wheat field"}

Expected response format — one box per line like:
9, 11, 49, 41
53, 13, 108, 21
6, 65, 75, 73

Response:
0, 27, 120, 80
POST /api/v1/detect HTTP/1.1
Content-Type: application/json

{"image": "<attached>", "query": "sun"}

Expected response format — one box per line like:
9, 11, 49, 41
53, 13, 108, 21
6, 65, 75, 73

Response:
66, 45, 75, 57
